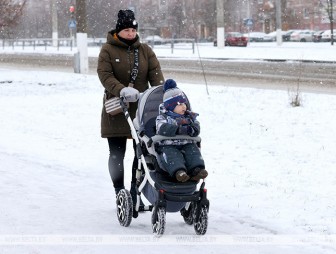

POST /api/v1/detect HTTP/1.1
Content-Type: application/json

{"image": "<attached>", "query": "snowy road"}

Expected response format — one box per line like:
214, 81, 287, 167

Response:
1, 53, 336, 95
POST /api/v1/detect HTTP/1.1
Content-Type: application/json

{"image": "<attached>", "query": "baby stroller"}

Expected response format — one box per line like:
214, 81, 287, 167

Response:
116, 85, 210, 236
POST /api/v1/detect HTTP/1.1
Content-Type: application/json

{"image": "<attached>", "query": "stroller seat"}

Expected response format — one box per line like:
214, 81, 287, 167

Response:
133, 85, 201, 164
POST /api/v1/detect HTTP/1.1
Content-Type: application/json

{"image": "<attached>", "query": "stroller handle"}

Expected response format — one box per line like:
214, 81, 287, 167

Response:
120, 97, 128, 111
120, 96, 156, 188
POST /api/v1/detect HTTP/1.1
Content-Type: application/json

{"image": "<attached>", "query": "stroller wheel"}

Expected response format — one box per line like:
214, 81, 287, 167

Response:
193, 204, 208, 235
151, 206, 166, 236
181, 202, 194, 225
116, 189, 133, 227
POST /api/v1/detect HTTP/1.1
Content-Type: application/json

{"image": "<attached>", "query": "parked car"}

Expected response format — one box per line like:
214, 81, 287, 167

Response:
263, 31, 288, 42
312, 30, 326, 42
143, 35, 164, 45
244, 32, 267, 42
263, 31, 286, 42
321, 29, 336, 42
225, 32, 248, 46
282, 30, 300, 41
263, 31, 277, 42
290, 30, 314, 42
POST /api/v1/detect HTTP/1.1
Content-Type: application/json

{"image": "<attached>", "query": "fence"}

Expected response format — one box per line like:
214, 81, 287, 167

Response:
143, 38, 195, 54
0, 38, 76, 51
0, 38, 195, 54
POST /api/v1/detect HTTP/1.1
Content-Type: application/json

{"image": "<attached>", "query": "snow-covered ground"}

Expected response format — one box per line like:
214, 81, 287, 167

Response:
1, 43, 336, 253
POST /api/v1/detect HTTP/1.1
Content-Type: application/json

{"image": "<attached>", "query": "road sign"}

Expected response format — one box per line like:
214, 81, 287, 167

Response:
244, 18, 254, 27
68, 19, 77, 29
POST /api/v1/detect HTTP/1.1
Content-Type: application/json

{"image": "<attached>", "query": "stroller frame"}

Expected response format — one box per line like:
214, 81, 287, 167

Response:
116, 88, 209, 236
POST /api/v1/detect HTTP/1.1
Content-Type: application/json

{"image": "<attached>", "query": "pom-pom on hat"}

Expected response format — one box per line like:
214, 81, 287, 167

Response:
116, 9, 138, 33
163, 79, 187, 112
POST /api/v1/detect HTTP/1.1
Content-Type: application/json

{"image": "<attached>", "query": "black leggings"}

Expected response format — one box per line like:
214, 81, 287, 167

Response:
107, 137, 138, 191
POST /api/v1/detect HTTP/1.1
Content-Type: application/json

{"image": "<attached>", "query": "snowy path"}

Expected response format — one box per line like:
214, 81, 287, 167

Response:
1, 69, 336, 253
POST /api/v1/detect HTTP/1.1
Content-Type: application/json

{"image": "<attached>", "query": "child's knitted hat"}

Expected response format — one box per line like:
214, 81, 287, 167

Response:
163, 79, 187, 111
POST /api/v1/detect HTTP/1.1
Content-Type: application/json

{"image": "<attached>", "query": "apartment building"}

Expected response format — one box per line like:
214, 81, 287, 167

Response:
284, 0, 331, 30
247, 0, 332, 32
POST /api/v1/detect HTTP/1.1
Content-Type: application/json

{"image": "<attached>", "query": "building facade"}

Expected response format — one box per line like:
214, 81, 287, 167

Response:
243, 0, 333, 33
10, 0, 336, 40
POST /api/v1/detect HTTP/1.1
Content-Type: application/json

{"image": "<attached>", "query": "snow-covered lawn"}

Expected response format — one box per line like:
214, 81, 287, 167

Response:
0, 68, 336, 253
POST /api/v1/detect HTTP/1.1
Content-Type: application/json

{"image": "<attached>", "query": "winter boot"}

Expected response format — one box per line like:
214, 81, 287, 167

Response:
175, 170, 190, 182
190, 168, 208, 181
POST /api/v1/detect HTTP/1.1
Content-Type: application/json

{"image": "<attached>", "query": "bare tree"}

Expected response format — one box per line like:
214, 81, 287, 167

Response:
324, 0, 334, 45
76, 0, 87, 33
0, 0, 27, 38
168, 0, 186, 38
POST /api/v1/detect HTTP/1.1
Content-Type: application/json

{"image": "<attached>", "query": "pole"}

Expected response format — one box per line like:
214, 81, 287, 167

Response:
216, 0, 225, 48
331, 0, 334, 45
76, 0, 87, 33
76, 0, 88, 74
247, 0, 251, 46
51, 0, 58, 47
276, 0, 283, 46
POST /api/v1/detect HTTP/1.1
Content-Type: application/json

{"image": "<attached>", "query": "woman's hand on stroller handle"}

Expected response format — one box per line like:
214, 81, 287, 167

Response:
120, 87, 140, 102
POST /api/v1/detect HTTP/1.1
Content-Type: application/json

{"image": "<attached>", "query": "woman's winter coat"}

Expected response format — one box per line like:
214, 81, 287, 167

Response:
97, 30, 164, 138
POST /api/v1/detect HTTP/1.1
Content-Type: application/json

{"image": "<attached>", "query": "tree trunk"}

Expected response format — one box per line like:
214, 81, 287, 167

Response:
76, 0, 87, 33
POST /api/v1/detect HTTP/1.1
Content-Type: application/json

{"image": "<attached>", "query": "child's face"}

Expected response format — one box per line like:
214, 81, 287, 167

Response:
173, 103, 187, 115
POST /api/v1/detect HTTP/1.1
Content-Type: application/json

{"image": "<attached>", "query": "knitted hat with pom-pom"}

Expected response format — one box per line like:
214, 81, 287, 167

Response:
116, 9, 138, 33
163, 79, 187, 112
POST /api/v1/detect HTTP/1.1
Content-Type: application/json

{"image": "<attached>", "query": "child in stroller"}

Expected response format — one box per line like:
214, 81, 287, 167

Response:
115, 80, 209, 235
155, 79, 208, 182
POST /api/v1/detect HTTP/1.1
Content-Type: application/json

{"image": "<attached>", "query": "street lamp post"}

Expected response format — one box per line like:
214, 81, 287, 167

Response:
216, 0, 225, 48
276, 0, 283, 46
75, 0, 88, 74
331, 0, 334, 45
51, 0, 58, 47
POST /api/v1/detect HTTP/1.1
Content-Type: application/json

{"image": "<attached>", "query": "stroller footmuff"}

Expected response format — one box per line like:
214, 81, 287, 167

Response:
116, 85, 210, 236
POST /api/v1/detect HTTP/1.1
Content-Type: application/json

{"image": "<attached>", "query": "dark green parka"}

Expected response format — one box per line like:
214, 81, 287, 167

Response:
97, 30, 164, 138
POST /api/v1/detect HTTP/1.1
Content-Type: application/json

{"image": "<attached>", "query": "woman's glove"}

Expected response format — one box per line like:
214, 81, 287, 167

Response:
120, 87, 140, 102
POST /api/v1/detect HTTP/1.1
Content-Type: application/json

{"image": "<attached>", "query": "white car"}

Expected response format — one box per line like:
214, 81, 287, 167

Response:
143, 35, 164, 45
290, 30, 314, 42
244, 32, 267, 42
263, 31, 286, 42
321, 29, 336, 42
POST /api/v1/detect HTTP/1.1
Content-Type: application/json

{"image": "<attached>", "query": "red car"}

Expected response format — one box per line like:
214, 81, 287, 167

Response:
225, 32, 248, 47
